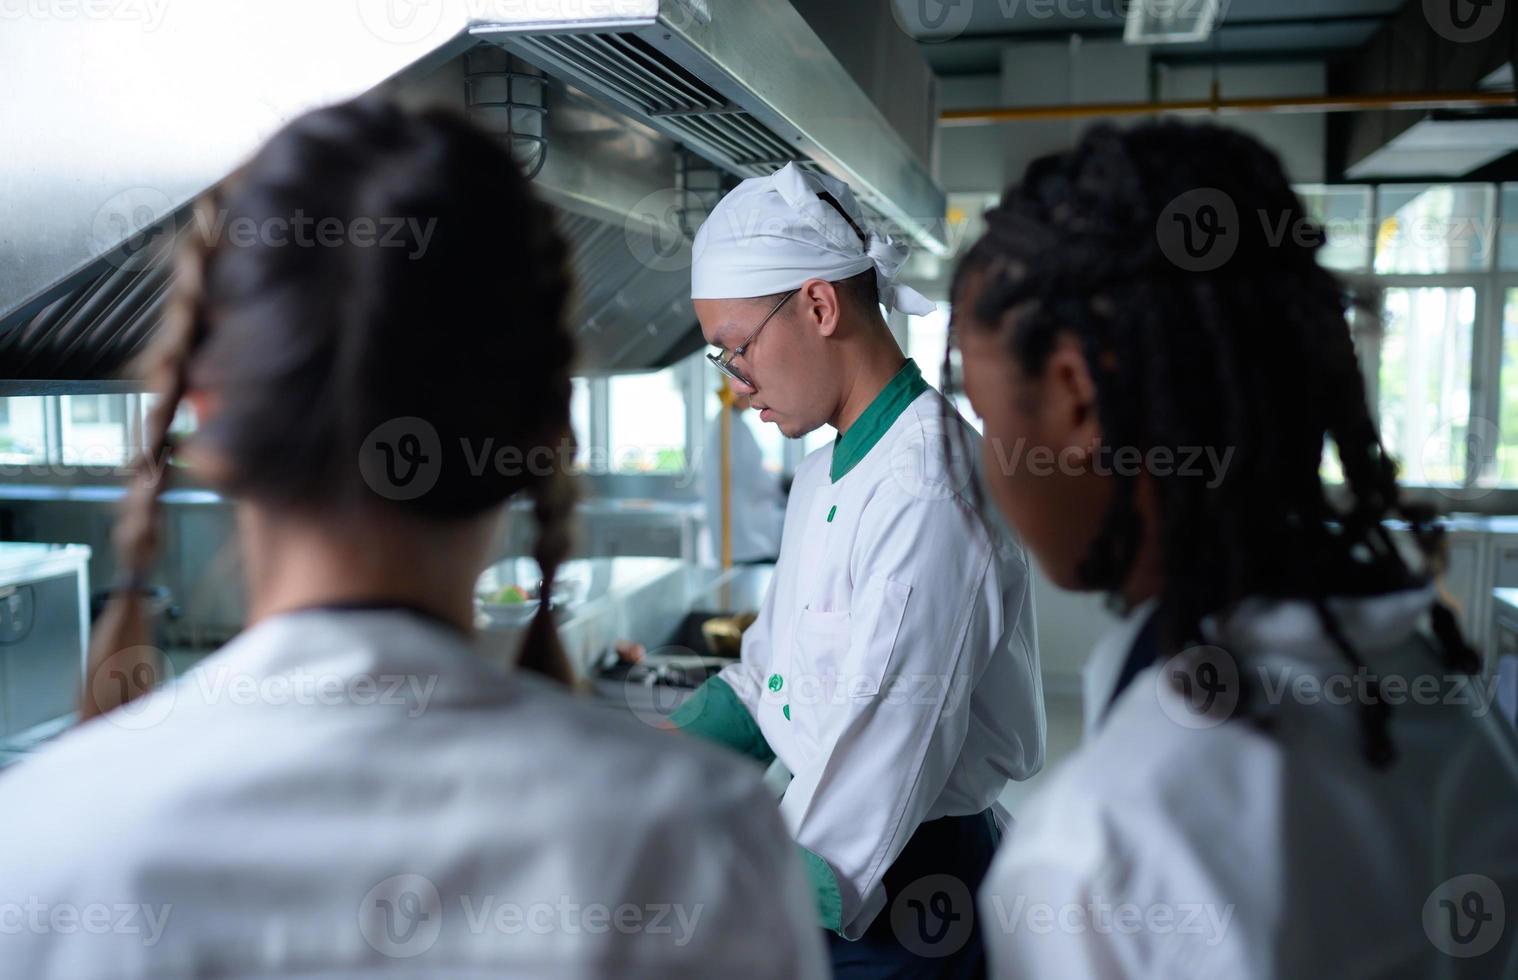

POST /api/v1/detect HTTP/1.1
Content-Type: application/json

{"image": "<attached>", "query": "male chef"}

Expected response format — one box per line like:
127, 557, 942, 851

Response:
671, 162, 1046, 976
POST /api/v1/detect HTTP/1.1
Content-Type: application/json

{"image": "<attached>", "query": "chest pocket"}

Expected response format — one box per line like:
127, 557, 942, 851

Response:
794, 574, 911, 701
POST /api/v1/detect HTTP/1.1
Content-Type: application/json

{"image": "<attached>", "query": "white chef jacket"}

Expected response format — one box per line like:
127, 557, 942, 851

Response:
697, 365, 1045, 939
981, 588, 1518, 979
703, 405, 785, 564
0, 608, 828, 980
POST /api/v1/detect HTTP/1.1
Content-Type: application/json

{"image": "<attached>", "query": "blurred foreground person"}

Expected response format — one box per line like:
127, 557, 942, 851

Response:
952, 122, 1518, 978
0, 99, 826, 980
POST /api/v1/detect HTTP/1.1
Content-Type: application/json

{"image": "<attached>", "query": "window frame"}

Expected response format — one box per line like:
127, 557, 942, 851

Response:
1335, 179, 1516, 511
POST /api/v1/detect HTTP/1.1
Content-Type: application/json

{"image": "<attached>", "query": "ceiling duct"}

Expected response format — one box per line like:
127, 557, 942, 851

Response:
1333, 9, 1517, 179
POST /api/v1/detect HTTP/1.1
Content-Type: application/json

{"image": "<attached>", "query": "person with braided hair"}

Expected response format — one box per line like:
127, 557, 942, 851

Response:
0, 99, 827, 978
954, 121, 1518, 977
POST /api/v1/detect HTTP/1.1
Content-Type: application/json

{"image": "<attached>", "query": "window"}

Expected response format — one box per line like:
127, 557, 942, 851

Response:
59, 394, 131, 466
1377, 287, 1475, 486
139, 393, 199, 459
909, 307, 951, 392
1497, 291, 1518, 484
704, 362, 783, 476
907, 305, 980, 433
570, 378, 590, 469
607, 367, 687, 473
1375, 184, 1495, 275
1297, 185, 1372, 273
0, 397, 48, 466
1499, 184, 1518, 271
802, 426, 833, 460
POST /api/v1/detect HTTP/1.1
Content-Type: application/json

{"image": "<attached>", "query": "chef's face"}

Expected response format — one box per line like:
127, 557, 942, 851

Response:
953, 272, 1114, 592
696, 282, 842, 439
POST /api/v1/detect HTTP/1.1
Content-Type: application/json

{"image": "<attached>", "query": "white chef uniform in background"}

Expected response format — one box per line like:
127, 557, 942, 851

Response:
0, 609, 829, 979
702, 394, 786, 564
980, 590, 1518, 978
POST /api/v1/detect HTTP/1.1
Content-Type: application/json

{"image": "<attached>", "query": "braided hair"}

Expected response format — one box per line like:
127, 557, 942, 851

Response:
82, 98, 580, 718
946, 121, 1479, 768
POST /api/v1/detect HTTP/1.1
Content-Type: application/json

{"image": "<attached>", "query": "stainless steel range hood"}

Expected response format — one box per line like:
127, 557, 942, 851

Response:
0, 0, 947, 382
470, 0, 947, 254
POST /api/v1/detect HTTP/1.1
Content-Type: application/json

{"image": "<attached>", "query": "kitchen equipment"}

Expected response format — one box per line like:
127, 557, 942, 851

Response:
700, 611, 758, 658
0, 543, 91, 749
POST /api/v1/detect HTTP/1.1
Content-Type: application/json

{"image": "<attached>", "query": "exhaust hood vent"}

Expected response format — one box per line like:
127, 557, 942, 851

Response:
513, 33, 804, 178
474, 0, 947, 255
0, 225, 180, 382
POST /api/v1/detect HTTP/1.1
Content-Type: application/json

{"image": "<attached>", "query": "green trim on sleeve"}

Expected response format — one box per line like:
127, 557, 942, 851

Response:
669, 676, 775, 765
799, 847, 844, 934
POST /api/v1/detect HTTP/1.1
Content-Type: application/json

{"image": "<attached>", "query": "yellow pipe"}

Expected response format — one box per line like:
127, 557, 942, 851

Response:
719, 381, 733, 571
941, 90, 1518, 127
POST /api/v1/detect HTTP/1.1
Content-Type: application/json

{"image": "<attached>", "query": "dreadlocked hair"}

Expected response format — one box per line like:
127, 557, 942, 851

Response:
945, 121, 1479, 769
82, 98, 581, 718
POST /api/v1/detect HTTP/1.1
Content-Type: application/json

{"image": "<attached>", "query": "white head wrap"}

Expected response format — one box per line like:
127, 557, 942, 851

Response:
690, 162, 936, 316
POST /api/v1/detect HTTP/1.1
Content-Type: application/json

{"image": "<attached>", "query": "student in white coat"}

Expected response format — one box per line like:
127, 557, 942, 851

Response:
674, 162, 1046, 976
0, 100, 827, 980
949, 122, 1518, 978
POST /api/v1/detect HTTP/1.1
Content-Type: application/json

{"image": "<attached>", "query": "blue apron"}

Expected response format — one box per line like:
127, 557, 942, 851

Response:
826, 807, 1001, 979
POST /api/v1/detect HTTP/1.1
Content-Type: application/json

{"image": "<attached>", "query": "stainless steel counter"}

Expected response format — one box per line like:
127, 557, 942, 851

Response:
0, 542, 91, 748
472, 557, 774, 724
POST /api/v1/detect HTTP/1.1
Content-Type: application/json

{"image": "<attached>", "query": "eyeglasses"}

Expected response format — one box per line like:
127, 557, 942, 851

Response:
705, 289, 798, 389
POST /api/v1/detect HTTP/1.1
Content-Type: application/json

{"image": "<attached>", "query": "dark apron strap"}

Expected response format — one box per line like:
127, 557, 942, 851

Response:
827, 808, 1001, 980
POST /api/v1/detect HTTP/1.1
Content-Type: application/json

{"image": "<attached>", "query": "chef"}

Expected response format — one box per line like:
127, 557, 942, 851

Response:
671, 162, 1046, 976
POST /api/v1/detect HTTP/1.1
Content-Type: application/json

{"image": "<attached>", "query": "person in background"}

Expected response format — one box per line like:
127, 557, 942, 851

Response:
0, 99, 827, 979
703, 379, 785, 566
950, 121, 1518, 978
676, 161, 1046, 976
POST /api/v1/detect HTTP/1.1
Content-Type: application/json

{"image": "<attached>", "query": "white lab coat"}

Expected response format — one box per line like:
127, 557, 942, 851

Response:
981, 589, 1518, 979
703, 406, 785, 564
715, 387, 1045, 939
0, 609, 828, 980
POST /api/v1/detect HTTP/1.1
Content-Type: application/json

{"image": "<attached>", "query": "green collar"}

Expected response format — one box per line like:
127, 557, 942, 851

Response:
829, 359, 930, 483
